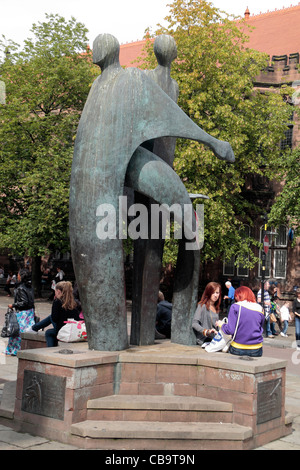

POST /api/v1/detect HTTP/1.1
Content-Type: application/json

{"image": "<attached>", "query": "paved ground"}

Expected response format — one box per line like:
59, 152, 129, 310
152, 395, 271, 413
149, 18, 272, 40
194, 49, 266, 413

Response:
0, 291, 300, 450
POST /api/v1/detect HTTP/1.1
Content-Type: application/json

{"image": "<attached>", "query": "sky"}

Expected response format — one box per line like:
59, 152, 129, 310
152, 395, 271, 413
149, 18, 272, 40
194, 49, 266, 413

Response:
0, 0, 299, 49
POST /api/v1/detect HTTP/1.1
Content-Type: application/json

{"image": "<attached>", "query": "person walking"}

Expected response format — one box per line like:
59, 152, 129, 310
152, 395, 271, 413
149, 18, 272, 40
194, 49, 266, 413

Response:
293, 288, 300, 350
257, 280, 277, 338
280, 301, 291, 337
5, 268, 35, 356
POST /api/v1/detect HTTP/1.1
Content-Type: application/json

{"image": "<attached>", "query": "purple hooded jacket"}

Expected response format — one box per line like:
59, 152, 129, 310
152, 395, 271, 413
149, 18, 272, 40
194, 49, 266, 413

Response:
221, 301, 264, 346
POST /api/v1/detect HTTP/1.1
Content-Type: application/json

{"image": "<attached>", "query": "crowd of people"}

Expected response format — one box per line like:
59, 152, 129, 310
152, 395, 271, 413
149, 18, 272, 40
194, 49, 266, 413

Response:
2, 263, 300, 357
191, 281, 300, 356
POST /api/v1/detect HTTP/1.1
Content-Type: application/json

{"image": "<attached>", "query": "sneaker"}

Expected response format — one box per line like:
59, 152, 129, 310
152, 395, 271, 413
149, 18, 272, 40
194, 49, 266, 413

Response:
24, 327, 38, 334
280, 332, 288, 337
267, 335, 274, 338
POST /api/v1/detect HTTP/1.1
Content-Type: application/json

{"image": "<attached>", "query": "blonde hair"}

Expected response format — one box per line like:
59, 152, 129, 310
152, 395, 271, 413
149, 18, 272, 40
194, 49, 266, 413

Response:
55, 281, 77, 311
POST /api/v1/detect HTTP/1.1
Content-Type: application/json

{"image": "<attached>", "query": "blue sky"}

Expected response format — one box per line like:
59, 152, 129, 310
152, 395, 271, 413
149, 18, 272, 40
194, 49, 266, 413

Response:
0, 0, 298, 48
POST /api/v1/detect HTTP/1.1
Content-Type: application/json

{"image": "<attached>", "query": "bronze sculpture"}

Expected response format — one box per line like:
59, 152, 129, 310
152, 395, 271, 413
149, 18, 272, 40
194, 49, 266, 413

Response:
69, 33, 234, 351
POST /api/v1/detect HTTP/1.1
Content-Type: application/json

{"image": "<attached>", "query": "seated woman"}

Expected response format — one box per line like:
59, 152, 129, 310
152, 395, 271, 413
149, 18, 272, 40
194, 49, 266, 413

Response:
31, 281, 80, 347
216, 286, 265, 357
192, 282, 221, 346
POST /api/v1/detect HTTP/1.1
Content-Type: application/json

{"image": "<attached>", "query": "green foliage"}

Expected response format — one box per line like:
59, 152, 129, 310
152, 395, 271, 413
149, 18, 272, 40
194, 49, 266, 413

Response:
140, 0, 294, 267
0, 14, 99, 257
269, 147, 300, 240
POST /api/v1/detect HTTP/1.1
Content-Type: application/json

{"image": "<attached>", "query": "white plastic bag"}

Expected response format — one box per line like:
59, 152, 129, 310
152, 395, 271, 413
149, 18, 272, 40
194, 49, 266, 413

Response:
204, 331, 232, 353
57, 320, 87, 342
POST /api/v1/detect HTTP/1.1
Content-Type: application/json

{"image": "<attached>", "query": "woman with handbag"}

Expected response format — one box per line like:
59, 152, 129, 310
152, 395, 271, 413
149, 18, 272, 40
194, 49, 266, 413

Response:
30, 281, 80, 347
192, 282, 221, 346
5, 268, 35, 356
216, 286, 265, 357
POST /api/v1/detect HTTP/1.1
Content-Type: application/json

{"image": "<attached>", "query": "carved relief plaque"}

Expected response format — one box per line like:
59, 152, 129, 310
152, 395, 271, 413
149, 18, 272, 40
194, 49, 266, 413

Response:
257, 378, 282, 424
21, 370, 66, 420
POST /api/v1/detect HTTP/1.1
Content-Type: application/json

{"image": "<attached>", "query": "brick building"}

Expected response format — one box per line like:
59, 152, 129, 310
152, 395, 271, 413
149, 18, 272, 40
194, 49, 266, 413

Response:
119, 4, 300, 295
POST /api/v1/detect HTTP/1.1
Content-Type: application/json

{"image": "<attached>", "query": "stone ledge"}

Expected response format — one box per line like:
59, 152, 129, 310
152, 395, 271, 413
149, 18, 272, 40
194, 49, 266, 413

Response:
70, 419, 253, 441
87, 394, 233, 412
17, 341, 287, 374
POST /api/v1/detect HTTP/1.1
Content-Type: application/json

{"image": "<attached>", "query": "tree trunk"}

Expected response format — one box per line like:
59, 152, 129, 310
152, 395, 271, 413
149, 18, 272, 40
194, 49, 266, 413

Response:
31, 255, 42, 298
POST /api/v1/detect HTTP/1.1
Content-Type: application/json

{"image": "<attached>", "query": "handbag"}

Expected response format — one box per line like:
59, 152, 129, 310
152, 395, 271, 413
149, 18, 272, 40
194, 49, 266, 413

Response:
1, 307, 20, 338
269, 313, 277, 323
57, 320, 87, 343
204, 304, 242, 353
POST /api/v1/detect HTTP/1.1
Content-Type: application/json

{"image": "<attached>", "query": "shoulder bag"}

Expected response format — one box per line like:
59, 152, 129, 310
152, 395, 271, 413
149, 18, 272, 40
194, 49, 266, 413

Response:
1, 307, 20, 338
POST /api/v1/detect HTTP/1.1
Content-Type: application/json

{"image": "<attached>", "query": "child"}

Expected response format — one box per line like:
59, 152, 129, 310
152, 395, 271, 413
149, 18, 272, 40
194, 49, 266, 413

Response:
280, 301, 291, 337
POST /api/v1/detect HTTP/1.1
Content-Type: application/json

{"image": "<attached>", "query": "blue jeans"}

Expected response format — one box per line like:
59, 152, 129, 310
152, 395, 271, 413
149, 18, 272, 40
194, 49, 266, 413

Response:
266, 316, 277, 336
229, 345, 263, 357
32, 315, 52, 331
45, 328, 59, 347
32, 315, 58, 347
295, 316, 300, 348
282, 320, 289, 335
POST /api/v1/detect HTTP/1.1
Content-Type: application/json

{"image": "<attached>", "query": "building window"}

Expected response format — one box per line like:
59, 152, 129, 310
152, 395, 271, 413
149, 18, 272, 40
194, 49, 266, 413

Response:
223, 255, 235, 277
259, 225, 287, 279
280, 111, 294, 151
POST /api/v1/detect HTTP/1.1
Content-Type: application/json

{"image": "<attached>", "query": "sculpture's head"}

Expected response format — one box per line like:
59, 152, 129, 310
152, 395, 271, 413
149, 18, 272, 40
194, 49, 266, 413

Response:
93, 33, 120, 70
154, 35, 177, 67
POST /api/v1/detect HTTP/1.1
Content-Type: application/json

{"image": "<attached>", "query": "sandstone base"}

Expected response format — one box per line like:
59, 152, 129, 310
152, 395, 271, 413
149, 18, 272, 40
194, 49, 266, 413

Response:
0, 336, 292, 449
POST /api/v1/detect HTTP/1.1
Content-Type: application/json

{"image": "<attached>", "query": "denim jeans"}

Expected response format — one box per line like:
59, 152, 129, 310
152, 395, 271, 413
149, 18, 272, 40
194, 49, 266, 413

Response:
32, 315, 58, 347
32, 315, 52, 331
295, 316, 300, 348
229, 345, 263, 357
282, 320, 289, 335
266, 316, 277, 336
45, 328, 59, 347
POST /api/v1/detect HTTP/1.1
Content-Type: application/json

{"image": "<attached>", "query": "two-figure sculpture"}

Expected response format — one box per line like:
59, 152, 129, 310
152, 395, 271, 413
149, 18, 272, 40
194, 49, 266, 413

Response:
69, 33, 235, 351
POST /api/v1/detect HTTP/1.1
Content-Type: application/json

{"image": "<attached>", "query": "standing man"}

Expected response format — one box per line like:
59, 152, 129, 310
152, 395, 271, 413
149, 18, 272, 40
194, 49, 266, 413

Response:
224, 281, 235, 313
257, 280, 277, 338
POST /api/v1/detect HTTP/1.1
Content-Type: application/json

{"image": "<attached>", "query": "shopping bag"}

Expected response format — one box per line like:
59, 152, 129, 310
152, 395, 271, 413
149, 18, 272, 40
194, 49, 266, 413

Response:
204, 331, 232, 353
57, 320, 87, 342
1, 308, 19, 338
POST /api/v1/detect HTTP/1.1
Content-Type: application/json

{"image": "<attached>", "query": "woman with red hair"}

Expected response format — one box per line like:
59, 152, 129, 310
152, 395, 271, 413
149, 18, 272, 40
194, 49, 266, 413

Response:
216, 286, 264, 357
192, 282, 221, 346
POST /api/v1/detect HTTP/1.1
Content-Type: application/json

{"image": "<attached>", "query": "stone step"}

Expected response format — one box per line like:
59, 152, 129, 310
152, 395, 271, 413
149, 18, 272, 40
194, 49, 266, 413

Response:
70, 420, 253, 450
86, 394, 233, 423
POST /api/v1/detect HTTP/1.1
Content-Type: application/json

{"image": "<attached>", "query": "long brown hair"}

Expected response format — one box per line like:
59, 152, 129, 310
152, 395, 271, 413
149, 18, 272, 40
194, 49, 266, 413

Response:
199, 282, 221, 312
56, 281, 77, 311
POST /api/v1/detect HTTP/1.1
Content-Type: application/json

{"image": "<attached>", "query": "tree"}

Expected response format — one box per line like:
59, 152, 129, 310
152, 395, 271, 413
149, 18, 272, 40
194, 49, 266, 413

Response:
269, 147, 300, 239
139, 0, 293, 269
0, 14, 99, 291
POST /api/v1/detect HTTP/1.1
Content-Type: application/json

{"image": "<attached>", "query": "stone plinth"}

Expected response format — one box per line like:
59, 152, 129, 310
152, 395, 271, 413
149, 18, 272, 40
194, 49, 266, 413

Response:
9, 342, 292, 449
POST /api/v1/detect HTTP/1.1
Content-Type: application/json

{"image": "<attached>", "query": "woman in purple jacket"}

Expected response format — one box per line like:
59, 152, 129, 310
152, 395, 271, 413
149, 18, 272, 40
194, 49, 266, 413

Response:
216, 286, 265, 357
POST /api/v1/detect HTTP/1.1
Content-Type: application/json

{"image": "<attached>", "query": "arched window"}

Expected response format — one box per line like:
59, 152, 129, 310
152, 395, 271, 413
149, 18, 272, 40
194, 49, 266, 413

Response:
259, 225, 287, 279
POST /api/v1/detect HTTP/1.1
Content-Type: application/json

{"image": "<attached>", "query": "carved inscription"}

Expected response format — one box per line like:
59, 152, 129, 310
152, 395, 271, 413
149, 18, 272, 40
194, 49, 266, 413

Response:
257, 378, 282, 424
21, 370, 66, 420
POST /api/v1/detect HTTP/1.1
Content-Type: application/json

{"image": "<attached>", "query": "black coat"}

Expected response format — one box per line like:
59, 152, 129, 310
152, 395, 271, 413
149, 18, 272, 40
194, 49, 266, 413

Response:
13, 282, 34, 311
156, 301, 172, 337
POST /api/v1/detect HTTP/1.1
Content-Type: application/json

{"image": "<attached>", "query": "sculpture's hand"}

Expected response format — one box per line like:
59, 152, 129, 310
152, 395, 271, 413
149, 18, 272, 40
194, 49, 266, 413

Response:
212, 140, 235, 163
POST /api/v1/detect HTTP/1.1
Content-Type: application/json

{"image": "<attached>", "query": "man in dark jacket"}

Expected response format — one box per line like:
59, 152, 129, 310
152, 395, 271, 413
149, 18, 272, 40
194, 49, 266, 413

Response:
156, 291, 172, 339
